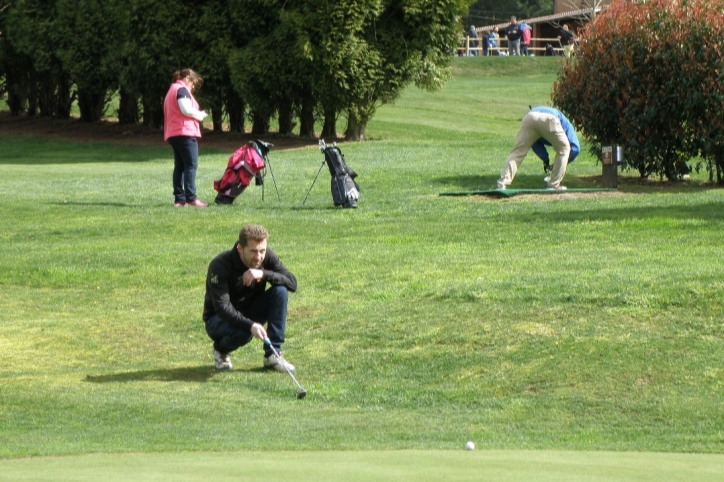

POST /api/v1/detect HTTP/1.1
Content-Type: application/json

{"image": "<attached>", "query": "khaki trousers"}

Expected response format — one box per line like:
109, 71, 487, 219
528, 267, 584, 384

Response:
497, 111, 570, 189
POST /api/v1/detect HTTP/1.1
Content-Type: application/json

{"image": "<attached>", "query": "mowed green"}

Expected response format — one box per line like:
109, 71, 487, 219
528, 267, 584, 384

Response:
1, 451, 723, 482
1, 57, 723, 480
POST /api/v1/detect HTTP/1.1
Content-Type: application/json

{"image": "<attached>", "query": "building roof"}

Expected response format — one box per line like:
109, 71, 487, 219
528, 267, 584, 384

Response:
475, 6, 608, 32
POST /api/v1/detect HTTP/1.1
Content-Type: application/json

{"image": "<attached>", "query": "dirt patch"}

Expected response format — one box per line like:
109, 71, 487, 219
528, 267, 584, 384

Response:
0, 111, 319, 152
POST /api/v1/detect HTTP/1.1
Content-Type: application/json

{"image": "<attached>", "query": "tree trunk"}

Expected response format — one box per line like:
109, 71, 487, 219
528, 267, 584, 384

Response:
6, 91, 25, 116
4, 67, 27, 116
212, 107, 223, 132
141, 95, 164, 129
118, 89, 139, 125
298, 92, 316, 139
37, 80, 55, 118
77, 88, 106, 122
322, 105, 337, 139
278, 99, 294, 136
27, 79, 38, 116
40, 74, 73, 119
56, 75, 73, 119
251, 110, 270, 135
345, 111, 367, 141
226, 89, 245, 133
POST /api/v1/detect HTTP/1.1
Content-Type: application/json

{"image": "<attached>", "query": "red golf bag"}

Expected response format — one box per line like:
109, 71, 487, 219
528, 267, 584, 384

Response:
213, 140, 271, 205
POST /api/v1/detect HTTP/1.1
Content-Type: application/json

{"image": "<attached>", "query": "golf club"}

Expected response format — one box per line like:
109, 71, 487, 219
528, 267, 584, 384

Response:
264, 338, 307, 399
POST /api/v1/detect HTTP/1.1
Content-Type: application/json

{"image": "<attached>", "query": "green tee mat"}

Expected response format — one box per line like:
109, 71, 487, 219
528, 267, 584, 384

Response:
439, 188, 616, 198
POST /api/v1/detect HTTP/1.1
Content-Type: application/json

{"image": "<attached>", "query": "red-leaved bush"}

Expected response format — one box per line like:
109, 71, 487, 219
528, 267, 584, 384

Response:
552, 0, 724, 182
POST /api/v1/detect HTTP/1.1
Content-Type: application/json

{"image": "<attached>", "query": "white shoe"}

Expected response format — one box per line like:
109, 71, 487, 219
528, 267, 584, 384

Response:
213, 349, 232, 370
496, 182, 507, 190
264, 353, 296, 373
543, 176, 550, 183
546, 185, 567, 191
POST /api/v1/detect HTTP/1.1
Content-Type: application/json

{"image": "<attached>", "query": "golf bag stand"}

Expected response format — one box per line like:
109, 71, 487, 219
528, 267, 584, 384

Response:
256, 139, 281, 202
213, 139, 280, 204
301, 139, 359, 208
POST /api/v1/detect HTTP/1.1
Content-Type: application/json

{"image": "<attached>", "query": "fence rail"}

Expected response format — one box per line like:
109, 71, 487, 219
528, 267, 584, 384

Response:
459, 36, 567, 56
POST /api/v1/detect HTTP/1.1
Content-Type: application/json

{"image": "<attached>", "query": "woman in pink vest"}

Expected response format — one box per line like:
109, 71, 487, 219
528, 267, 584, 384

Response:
163, 69, 209, 207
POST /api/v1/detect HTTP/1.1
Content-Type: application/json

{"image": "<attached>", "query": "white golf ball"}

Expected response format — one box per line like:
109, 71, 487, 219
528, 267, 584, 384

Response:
465, 441, 475, 451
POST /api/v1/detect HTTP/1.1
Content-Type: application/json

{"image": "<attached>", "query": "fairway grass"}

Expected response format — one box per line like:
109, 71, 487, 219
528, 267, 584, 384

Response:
1, 450, 723, 482
1, 57, 724, 478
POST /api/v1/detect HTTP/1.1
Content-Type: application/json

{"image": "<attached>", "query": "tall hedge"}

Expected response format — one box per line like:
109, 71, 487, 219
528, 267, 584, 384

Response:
552, 0, 724, 182
1, 0, 473, 141
4, 0, 73, 118
55, 0, 125, 122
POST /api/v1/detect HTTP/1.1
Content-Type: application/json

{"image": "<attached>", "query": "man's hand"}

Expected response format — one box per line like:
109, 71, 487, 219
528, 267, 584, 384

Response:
250, 322, 267, 341
242, 269, 264, 286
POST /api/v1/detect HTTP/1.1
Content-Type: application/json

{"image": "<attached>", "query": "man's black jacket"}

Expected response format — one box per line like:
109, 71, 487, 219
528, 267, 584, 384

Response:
203, 243, 297, 329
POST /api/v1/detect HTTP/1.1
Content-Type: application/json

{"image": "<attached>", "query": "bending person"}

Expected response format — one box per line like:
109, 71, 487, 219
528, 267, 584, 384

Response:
497, 106, 580, 191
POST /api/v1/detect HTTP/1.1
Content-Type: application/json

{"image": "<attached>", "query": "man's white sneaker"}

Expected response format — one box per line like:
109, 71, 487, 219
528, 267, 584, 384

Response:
546, 185, 567, 191
213, 349, 232, 370
543, 176, 551, 183
264, 353, 296, 373
496, 182, 507, 190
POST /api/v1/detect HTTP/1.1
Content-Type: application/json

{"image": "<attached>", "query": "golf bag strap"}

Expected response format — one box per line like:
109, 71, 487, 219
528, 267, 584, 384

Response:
231, 149, 258, 178
239, 162, 256, 177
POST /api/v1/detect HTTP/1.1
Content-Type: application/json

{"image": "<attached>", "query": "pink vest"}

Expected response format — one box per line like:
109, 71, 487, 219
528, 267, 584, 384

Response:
163, 80, 202, 140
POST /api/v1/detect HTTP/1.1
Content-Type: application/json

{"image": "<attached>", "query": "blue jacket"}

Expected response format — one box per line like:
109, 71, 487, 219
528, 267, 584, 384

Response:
529, 106, 580, 165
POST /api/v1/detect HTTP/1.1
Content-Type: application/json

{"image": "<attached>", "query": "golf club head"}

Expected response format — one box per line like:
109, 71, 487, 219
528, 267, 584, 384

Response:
264, 338, 307, 398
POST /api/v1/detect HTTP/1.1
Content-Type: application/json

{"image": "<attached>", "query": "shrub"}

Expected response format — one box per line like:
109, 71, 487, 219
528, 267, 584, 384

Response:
552, 0, 724, 182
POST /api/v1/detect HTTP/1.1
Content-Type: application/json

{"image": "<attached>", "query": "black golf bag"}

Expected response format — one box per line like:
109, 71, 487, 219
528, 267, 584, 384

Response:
320, 140, 360, 208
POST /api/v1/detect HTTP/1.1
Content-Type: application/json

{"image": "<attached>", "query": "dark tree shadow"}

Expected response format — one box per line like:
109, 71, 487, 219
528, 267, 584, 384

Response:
50, 201, 136, 208
84, 365, 272, 383
434, 174, 498, 191
84, 366, 216, 383
434, 173, 723, 194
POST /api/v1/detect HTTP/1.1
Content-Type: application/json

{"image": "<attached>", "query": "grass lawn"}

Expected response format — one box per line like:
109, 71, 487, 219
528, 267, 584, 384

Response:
1, 56, 723, 480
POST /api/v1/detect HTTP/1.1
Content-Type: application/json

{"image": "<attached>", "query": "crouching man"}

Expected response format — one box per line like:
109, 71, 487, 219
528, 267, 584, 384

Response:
203, 224, 297, 372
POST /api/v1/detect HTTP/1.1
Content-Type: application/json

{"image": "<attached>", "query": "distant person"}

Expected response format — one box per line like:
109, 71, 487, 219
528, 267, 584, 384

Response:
482, 30, 490, 57
203, 224, 298, 372
545, 43, 557, 57
489, 30, 498, 55
558, 24, 576, 58
505, 16, 521, 56
520, 23, 532, 56
496, 106, 580, 191
163, 69, 209, 207
467, 25, 479, 56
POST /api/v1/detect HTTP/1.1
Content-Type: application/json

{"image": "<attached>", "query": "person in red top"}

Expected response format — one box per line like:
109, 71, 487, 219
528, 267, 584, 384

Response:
521, 23, 532, 56
163, 69, 209, 207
